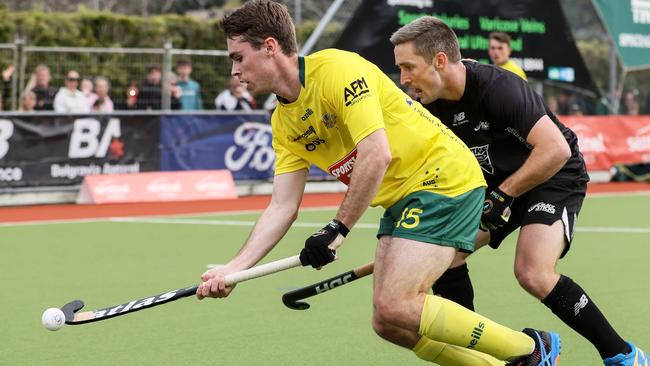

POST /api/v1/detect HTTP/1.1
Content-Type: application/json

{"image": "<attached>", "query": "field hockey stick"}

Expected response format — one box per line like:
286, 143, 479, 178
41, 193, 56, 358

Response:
282, 261, 374, 310
60, 255, 302, 325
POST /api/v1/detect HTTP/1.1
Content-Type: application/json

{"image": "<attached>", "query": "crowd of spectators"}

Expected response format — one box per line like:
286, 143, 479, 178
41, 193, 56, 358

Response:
0, 58, 649, 115
0, 57, 263, 113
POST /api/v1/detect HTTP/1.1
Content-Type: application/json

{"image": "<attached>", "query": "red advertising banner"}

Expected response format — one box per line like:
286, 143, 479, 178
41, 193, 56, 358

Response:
77, 170, 237, 204
562, 116, 650, 171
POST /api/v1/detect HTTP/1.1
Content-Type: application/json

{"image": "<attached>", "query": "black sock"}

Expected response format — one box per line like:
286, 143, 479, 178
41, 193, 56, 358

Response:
542, 275, 631, 359
431, 263, 475, 311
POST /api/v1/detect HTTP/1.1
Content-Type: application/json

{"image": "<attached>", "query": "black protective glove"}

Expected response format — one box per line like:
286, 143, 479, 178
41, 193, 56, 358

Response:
300, 219, 349, 268
480, 188, 514, 231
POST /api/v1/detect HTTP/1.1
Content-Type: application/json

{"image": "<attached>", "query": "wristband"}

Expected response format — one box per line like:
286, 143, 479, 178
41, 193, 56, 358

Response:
329, 219, 350, 237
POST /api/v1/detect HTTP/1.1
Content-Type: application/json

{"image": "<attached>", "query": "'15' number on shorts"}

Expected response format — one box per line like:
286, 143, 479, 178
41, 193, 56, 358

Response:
396, 208, 422, 229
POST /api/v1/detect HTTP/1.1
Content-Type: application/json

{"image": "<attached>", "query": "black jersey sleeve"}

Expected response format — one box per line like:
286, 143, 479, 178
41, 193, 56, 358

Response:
482, 73, 547, 140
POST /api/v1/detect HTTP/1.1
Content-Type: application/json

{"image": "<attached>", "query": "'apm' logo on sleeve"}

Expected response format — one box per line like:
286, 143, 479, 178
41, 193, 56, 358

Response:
344, 77, 370, 106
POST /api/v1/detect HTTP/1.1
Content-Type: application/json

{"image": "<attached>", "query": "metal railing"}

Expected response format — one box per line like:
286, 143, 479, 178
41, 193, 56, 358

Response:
5, 42, 232, 112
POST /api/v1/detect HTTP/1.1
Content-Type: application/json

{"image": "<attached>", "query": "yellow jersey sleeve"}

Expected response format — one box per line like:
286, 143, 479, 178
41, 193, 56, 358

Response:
320, 55, 385, 145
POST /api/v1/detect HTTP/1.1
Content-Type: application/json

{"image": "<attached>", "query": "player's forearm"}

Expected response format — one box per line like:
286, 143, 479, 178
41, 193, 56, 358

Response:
500, 144, 570, 197
226, 202, 298, 271
336, 133, 391, 228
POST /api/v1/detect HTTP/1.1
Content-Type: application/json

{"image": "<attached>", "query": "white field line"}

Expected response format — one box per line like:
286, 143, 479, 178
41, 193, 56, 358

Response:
0, 205, 340, 228
108, 217, 650, 234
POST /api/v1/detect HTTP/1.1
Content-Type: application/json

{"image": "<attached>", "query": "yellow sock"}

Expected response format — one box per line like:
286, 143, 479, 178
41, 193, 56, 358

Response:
419, 294, 534, 360
413, 336, 505, 366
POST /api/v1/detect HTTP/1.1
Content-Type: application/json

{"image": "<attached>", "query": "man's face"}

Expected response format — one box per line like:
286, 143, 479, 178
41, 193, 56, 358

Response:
488, 39, 511, 66
65, 71, 80, 91
176, 65, 191, 79
35, 68, 50, 86
95, 79, 109, 97
147, 70, 162, 85
227, 36, 273, 95
394, 41, 441, 104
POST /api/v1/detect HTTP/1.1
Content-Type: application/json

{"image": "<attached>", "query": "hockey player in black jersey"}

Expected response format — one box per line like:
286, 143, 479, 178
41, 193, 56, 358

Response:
391, 15, 647, 366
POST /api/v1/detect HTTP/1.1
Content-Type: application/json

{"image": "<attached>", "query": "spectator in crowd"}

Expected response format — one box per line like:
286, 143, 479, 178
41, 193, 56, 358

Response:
569, 103, 584, 116
121, 79, 139, 110
621, 89, 640, 115
1, 64, 14, 111
167, 72, 183, 110
53, 70, 89, 113
81, 77, 95, 100
556, 89, 587, 115
31, 64, 58, 111
546, 95, 559, 115
645, 92, 650, 114
488, 32, 527, 80
175, 58, 203, 110
215, 75, 256, 111
19, 91, 37, 112
137, 65, 163, 110
87, 76, 114, 112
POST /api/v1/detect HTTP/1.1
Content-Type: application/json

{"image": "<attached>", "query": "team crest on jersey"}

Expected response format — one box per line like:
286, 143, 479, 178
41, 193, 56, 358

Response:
470, 144, 494, 175
344, 77, 371, 107
322, 113, 337, 128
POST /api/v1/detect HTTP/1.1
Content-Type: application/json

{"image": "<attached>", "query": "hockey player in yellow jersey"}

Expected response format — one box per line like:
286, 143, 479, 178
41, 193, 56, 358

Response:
197, 1, 562, 365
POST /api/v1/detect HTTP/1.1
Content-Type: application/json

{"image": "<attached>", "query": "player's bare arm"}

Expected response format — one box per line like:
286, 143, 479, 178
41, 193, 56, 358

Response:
299, 129, 391, 269
197, 169, 308, 299
336, 128, 392, 229
498, 115, 571, 197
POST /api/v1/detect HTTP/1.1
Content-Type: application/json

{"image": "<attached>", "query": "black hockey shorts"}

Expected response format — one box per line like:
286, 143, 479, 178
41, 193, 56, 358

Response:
488, 179, 587, 258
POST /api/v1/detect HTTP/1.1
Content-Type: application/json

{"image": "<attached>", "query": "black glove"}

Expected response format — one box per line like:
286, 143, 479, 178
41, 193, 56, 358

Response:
300, 219, 349, 268
480, 188, 514, 231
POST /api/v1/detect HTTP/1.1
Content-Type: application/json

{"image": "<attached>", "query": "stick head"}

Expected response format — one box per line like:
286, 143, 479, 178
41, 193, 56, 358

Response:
281, 294, 311, 310
61, 300, 85, 324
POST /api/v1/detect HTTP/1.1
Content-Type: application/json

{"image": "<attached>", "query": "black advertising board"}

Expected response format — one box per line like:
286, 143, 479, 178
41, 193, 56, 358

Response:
335, 0, 598, 94
0, 114, 160, 188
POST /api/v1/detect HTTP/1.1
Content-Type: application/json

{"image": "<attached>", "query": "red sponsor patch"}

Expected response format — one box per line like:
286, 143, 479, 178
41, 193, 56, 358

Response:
328, 149, 357, 185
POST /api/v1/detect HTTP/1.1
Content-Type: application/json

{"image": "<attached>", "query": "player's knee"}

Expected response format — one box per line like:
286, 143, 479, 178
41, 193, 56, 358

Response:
514, 265, 554, 299
371, 313, 393, 340
373, 295, 409, 327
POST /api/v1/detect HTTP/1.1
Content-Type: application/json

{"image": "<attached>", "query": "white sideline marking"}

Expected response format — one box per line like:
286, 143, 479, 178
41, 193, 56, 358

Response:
108, 217, 650, 234
0, 205, 340, 228
108, 217, 380, 229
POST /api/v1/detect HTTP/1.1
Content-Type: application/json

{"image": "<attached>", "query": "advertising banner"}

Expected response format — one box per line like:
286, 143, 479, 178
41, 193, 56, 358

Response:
76, 170, 237, 204
335, 0, 598, 93
593, 0, 650, 70
0, 114, 160, 188
562, 115, 650, 171
160, 114, 330, 181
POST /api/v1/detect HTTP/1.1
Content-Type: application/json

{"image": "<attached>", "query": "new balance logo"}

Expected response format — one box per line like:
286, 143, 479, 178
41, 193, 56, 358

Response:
452, 112, 469, 126
528, 202, 556, 214
574, 294, 588, 316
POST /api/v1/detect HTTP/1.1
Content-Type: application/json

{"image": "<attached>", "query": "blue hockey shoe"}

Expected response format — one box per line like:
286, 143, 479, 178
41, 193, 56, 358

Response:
604, 342, 649, 366
506, 328, 561, 366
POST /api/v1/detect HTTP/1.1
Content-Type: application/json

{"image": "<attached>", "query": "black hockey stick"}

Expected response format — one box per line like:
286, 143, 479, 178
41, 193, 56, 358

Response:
60, 255, 302, 325
282, 262, 374, 310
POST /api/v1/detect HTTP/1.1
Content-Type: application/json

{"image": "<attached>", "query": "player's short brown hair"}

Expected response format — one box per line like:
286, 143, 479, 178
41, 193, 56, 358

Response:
489, 32, 511, 45
390, 16, 461, 63
220, 0, 298, 55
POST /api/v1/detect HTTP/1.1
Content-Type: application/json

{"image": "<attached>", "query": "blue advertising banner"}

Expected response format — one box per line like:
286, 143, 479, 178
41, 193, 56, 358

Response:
160, 113, 274, 180
160, 113, 329, 181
